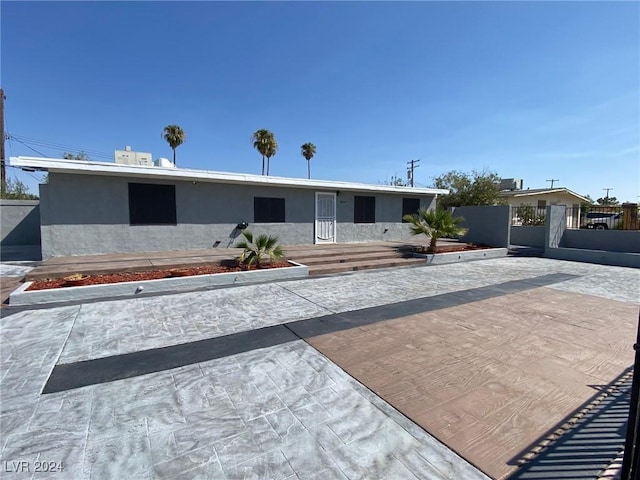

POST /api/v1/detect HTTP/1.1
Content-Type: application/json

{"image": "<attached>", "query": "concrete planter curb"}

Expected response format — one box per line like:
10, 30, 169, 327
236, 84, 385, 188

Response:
409, 247, 509, 265
9, 261, 308, 306
545, 247, 640, 269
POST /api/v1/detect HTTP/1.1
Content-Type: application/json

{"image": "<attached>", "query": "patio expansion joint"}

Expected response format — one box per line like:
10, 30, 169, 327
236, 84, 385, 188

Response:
37, 304, 83, 396
276, 282, 340, 316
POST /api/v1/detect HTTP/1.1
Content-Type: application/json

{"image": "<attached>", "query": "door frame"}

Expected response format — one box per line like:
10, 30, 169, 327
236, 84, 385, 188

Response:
315, 192, 337, 244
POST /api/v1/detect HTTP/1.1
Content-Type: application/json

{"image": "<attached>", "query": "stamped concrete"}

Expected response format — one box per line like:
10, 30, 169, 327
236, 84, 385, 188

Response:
306, 287, 638, 479
0, 257, 638, 479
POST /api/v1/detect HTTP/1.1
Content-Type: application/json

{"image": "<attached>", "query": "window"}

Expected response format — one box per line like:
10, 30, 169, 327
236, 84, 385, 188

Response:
128, 183, 176, 225
402, 198, 421, 222
354, 196, 375, 223
254, 197, 285, 223
537, 200, 547, 208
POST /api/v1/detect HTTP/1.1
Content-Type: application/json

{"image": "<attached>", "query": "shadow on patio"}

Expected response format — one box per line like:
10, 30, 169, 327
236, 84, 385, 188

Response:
507, 367, 632, 479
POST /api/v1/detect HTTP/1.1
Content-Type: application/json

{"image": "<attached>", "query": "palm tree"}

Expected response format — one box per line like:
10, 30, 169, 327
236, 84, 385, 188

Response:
301, 142, 316, 179
235, 230, 284, 268
402, 208, 468, 253
251, 129, 278, 175
162, 125, 186, 166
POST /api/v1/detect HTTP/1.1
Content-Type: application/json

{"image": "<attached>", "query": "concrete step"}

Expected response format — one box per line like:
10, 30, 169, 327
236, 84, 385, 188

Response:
291, 250, 407, 266
309, 256, 426, 276
285, 245, 400, 260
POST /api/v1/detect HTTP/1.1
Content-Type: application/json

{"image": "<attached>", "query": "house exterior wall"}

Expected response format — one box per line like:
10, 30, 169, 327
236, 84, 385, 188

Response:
40, 173, 436, 258
1, 200, 41, 246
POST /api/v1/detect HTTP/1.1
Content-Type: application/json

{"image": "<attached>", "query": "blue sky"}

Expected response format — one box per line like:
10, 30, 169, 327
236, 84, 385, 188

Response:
3, 1, 639, 202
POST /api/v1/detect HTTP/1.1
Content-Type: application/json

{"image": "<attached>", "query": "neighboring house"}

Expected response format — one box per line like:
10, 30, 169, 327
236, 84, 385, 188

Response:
499, 187, 590, 209
499, 187, 591, 227
10, 156, 448, 259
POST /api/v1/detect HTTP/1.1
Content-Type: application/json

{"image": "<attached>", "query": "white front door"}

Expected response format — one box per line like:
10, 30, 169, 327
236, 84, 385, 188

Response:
315, 192, 336, 244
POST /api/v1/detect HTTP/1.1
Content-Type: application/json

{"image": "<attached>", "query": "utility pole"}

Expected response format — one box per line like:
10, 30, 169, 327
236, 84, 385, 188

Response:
546, 179, 559, 188
603, 187, 613, 202
406, 159, 420, 187
1, 88, 6, 194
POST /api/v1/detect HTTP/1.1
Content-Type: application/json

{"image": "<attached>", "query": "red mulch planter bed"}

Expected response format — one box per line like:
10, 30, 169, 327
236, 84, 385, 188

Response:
27, 262, 292, 291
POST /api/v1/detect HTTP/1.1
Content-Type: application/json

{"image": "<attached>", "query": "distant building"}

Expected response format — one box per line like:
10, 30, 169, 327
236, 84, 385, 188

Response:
114, 146, 153, 166
499, 187, 590, 209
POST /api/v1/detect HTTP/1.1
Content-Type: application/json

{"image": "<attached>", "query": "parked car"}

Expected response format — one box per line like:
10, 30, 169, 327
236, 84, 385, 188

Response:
583, 211, 623, 230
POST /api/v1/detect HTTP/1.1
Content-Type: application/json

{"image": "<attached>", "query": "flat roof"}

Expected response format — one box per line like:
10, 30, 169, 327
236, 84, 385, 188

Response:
10, 156, 448, 196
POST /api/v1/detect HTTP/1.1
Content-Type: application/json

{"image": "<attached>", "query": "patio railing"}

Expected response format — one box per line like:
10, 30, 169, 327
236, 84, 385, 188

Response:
511, 205, 640, 230
566, 205, 639, 230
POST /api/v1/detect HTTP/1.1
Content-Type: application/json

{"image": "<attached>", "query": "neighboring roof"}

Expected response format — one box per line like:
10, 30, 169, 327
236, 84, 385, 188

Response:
10, 156, 449, 196
499, 187, 590, 203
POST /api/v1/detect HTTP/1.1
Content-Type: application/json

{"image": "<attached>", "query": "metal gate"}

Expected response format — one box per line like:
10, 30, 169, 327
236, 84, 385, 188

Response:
621, 311, 640, 479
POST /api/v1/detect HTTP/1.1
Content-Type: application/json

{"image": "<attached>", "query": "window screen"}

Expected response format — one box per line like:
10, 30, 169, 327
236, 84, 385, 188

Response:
354, 196, 375, 223
128, 183, 177, 225
254, 197, 285, 223
402, 198, 421, 221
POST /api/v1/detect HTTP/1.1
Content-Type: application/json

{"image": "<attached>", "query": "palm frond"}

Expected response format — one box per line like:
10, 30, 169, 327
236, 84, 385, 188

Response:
235, 231, 284, 267
404, 208, 468, 252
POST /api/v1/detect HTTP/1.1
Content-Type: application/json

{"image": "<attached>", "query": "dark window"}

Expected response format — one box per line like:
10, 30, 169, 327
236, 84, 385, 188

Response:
254, 197, 285, 223
354, 196, 375, 223
402, 198, 421, 222
128, 183, 176, 225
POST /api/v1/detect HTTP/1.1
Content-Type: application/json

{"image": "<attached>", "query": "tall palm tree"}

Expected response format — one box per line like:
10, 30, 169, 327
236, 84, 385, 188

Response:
162, 125, 186, 166
402, 208, 468, 253
251, 129, 278, 175
301, 142, 316, 179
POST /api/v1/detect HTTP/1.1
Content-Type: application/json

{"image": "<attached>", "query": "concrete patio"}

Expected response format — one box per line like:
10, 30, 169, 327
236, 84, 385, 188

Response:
0, 257, 638, 479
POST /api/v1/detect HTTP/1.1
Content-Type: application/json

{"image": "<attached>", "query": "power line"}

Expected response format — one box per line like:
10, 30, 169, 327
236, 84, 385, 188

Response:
9, 133, 111, 155
6, 164, 46, 183
8, 133, 113, 160
9, 136, 48, 157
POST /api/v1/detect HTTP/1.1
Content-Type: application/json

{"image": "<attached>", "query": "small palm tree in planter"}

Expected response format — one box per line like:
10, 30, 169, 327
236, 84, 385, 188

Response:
235, 231, 285, 269
402, 208, 468, 253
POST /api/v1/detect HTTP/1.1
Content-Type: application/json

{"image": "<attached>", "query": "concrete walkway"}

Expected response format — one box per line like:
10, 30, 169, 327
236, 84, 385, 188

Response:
1, 257, 638, 479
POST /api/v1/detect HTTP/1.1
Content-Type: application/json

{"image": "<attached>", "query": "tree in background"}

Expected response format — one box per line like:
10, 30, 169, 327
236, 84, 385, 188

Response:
0, 176, 38, 200
62, 151, 90, 161
162, 125, 186, 166
432, 170, 502, 209
580, 194, 594, 213
596, 196, 619, 206
252, 129, 278, 176
388, 175, 408, 186
301, 142, 316, 179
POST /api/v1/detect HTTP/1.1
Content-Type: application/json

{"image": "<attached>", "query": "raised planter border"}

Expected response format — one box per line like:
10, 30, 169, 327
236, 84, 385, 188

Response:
409, 247, 509, 265
9, 261, 308, 306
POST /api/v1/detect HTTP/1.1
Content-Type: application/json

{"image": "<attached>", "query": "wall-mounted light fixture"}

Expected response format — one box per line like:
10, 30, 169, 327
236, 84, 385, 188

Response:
336, 190, 341, 196
236, 221, 249, 230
